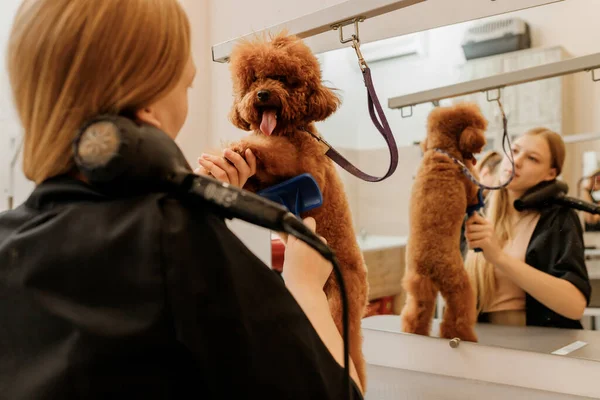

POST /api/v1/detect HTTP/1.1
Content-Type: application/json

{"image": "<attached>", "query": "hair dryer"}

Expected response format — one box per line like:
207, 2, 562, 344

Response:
514, 179, 600, 215
72, 114, 352, 398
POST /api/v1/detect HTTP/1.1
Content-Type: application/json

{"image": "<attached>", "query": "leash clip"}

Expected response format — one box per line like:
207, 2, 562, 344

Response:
351, 37, 368, 72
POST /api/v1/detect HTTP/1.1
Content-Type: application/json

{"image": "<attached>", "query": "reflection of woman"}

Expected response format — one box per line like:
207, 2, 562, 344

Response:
581, 169, 600, 230
464, 128, 591, 329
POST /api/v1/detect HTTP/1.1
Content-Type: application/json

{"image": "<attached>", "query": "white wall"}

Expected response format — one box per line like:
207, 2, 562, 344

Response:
0, 0, 32, 212
503, 0, 600, 135
177, 0, 211, 167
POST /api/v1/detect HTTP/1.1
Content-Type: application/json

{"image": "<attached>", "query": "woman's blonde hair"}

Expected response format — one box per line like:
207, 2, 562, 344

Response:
465, 127, 566, 313
477, 150, 502, 176
8, 0, 191, 184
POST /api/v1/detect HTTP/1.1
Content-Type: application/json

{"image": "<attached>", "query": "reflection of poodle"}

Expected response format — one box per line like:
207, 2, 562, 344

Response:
224, 32, 369, 388
401, 102, 487, 342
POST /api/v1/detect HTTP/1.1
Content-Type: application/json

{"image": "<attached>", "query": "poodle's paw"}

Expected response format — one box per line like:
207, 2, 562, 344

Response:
439, 321, 478, 342
400, 313, 432, 336
226, 141, 252, 159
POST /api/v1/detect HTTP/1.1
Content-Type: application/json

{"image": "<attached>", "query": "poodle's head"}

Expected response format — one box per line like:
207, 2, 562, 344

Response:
421, 102, 488, 165
228, 32, 340, 136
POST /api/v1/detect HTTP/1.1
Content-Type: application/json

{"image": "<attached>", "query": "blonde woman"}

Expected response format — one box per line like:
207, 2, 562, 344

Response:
465, 128, 591, 329
0, 0, 363, 398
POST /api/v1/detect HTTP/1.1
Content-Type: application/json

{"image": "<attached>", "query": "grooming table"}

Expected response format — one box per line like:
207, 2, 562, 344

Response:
361, 315, 600, 399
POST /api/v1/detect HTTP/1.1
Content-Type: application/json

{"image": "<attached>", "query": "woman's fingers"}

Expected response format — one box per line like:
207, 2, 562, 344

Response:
245, 149, 257, 176
465, 231, 489, 241
198, 158, 231, 184
200, 154, 239, 186
223, 149, 250, 179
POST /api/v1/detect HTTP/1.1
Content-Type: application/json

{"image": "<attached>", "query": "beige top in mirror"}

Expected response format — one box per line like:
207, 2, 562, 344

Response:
485, 212, 541, 313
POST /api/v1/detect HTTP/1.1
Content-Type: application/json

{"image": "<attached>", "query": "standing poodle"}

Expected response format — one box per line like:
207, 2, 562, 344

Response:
401, 102, 487, 342
224, 32, 369, 388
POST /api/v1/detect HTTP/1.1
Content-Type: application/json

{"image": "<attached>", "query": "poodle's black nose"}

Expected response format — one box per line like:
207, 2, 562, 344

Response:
257, 90, 270, 102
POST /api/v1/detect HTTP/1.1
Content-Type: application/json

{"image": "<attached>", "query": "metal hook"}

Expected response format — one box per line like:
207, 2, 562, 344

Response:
401, 106, 413, 118
332, 17, 365, 43
485, 88, 502, 102
332, 17, 368, 72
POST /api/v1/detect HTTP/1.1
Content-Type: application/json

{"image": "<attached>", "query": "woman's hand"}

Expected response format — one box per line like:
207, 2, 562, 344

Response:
465, 213, 503, 264
195, 148, 257, 188
281, 217, 332, 295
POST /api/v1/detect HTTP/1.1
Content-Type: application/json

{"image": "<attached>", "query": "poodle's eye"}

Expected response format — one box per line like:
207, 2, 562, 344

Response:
287, 77, 302, 88
268, 75, 287, 83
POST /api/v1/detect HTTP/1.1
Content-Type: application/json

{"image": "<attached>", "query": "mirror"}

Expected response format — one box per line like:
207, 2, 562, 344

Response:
590, 175, 600, 203
579, 152, 600, 203
313, 0, 600, 356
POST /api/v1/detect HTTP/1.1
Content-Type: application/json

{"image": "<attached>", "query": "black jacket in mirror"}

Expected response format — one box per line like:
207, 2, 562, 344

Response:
522, 204, 591, 329
473, 204, 591, 329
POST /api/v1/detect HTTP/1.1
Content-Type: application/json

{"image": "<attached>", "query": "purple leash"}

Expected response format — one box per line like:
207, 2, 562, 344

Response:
323, 68, 398, 182
305, 26, 398, 183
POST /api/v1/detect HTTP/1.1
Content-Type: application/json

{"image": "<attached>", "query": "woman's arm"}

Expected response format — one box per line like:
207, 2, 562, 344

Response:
286, 285, 362, 392
465, 212, 589, 320
493, 253, 586, 320
282, 219, 363, 394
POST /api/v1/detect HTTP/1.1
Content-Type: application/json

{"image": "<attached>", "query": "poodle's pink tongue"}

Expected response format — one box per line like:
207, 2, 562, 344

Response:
260, 110, 277, 136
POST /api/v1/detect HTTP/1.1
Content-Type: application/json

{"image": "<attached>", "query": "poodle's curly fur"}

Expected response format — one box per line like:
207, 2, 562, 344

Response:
224, 32, 369, 388
401, 102, 487, 342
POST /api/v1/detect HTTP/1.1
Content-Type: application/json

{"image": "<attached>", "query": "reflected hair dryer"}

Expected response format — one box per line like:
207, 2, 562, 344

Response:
514, 179, 600, 215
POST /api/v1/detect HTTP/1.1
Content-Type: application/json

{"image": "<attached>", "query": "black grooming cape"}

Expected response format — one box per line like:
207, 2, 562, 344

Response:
522, 204, 591, 329
0, 175, 363, 399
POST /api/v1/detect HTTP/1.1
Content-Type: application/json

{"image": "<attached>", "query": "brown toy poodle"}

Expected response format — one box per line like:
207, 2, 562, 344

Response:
224, 32, 369, 388
401, 102, 487, 342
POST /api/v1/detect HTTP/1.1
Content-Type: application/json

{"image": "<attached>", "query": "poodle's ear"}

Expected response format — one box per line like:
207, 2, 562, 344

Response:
229, 104, 251, 131
459, 126, 486, 154
307, 85, 341, 122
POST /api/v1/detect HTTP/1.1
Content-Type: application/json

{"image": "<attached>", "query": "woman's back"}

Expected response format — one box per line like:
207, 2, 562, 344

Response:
0, 175, 353, 399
